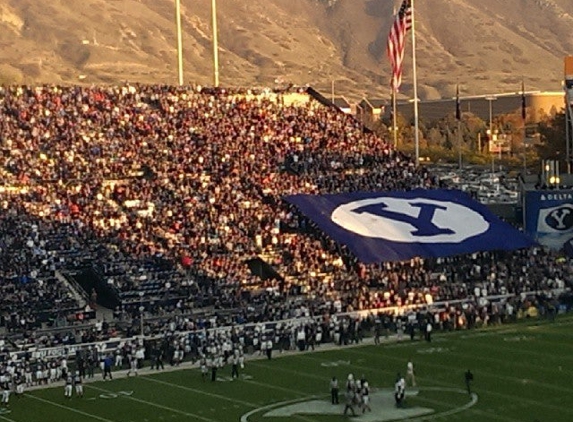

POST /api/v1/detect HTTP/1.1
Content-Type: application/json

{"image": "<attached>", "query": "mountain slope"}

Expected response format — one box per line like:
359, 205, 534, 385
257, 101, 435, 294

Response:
0, 0, 571, 100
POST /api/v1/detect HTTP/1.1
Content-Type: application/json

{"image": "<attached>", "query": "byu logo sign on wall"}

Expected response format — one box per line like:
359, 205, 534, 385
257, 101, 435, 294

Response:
538, 204, 573, 232
285, 189, 534, 263
525, 190, 573, 251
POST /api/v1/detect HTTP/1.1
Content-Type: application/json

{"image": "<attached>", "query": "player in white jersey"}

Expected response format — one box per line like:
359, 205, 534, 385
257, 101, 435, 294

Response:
64, 375, 73, 398
394, 374, 405, 408
25, 365, 33, 387
238, 352, 245, 369
361, 382, 371, 413
1, 378, 10, 407
50, 363, 57, 383
35, 364, 44, 386
406, 360, 416, 387
15, 376, 24, 397
201, 357, 209, 382
346, 373, 355, 392
115, 350, 123, 368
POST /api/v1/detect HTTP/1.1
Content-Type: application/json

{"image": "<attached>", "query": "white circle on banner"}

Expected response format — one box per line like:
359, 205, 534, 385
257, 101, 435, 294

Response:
331, 197, 489, 243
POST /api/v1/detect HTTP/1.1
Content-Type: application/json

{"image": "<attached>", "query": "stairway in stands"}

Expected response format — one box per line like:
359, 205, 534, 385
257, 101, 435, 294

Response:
257, 233, 335, 297
55, 270, 88, 308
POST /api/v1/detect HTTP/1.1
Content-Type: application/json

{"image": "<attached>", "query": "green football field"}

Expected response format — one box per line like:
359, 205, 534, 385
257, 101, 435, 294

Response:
3, 315, 573, 422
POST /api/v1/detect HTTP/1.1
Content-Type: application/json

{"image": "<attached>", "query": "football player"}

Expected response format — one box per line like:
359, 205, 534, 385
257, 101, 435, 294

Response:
74, 372, 84, 398
64, 374, 73, 399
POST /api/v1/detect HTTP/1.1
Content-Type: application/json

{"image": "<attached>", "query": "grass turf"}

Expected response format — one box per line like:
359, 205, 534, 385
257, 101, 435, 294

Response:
4, 315, 573, 422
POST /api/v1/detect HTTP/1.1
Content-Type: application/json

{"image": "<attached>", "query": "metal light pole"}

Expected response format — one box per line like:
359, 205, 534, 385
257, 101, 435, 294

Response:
211, 0, 220, 87
485, 96, 497, 175
567, 105, 570, 173
331, 79, 335, 103
457, 119, 462, 169
175, 0, 184, 86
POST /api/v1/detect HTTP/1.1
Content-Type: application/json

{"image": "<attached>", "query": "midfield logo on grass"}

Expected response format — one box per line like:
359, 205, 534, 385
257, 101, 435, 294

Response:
262, 390, 433, 421
241, 388, 478, 422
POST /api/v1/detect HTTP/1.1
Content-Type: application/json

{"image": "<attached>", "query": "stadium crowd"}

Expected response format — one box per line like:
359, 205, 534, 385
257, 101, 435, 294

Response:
0, 83, 570, 361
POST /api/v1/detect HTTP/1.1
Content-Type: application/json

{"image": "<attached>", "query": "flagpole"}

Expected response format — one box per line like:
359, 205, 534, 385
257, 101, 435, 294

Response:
410, 0, 420, 166
175, 0, 184, 86
211, 0, 220, 87
456, 84, 462, 169
392, 90, 398, 147
458, 119, 462, 169
391, 3, 398, 149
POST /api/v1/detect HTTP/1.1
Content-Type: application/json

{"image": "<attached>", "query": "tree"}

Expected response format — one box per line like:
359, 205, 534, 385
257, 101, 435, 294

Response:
536, 111, 567, 167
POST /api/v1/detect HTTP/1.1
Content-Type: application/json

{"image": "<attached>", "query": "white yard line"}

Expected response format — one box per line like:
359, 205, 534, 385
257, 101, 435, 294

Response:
141, 370, 319, 422
86, 384, 219, 422
140, 376, 259, 408
240, 396, 325, 422
24, 393, 117, 422
0, 413, 18, 422
410, 392, 523, 422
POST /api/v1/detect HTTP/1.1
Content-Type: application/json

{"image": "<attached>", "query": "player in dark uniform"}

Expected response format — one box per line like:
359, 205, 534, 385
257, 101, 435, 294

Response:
343, 389, 356, 416
361, 382, 371, 413
231, 355, 239, 379
87, 354, 95, 379
465, 369, 474, 395
330, 376, 339, 404
153, 348, 165, 370
74, 372, 84, 398
394, 373, 405, 408
210, 357, 218, 382
15, 375, 24, 398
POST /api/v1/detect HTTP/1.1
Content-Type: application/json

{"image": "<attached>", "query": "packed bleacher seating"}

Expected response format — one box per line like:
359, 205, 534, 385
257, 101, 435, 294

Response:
0, 83, 570, 358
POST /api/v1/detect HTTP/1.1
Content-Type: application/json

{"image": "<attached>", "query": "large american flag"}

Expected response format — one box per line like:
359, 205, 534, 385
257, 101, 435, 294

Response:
386, 0, 412, 92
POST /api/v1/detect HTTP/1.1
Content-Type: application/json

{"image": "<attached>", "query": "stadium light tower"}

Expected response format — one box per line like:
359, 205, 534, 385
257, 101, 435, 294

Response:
485, 96, 498, 178
175, 0, 184, 85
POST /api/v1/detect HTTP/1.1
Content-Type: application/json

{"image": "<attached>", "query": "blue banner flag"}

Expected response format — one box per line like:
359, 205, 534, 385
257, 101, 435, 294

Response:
524, 190, 573, 251
285, 189, 534, 263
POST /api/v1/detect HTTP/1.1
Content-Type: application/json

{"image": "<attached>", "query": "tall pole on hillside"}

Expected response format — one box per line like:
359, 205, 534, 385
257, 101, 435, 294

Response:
175, 0, 184, 86
212, 0, 220, 87
410, 0, 420, 166
331, 80, 335, 103
486, 96, 497, 177
456, 84, 462, 169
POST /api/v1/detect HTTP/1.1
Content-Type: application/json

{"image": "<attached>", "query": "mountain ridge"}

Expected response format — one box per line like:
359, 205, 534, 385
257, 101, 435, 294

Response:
0, 0, 570, 100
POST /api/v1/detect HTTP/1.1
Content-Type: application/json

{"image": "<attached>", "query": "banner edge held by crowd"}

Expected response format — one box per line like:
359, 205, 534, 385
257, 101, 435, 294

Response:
284, 189, 536, 264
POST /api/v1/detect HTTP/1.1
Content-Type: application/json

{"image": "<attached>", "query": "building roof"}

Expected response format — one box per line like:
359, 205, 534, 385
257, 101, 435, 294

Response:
333, 96, 351, 109
360, 98, 387, 109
